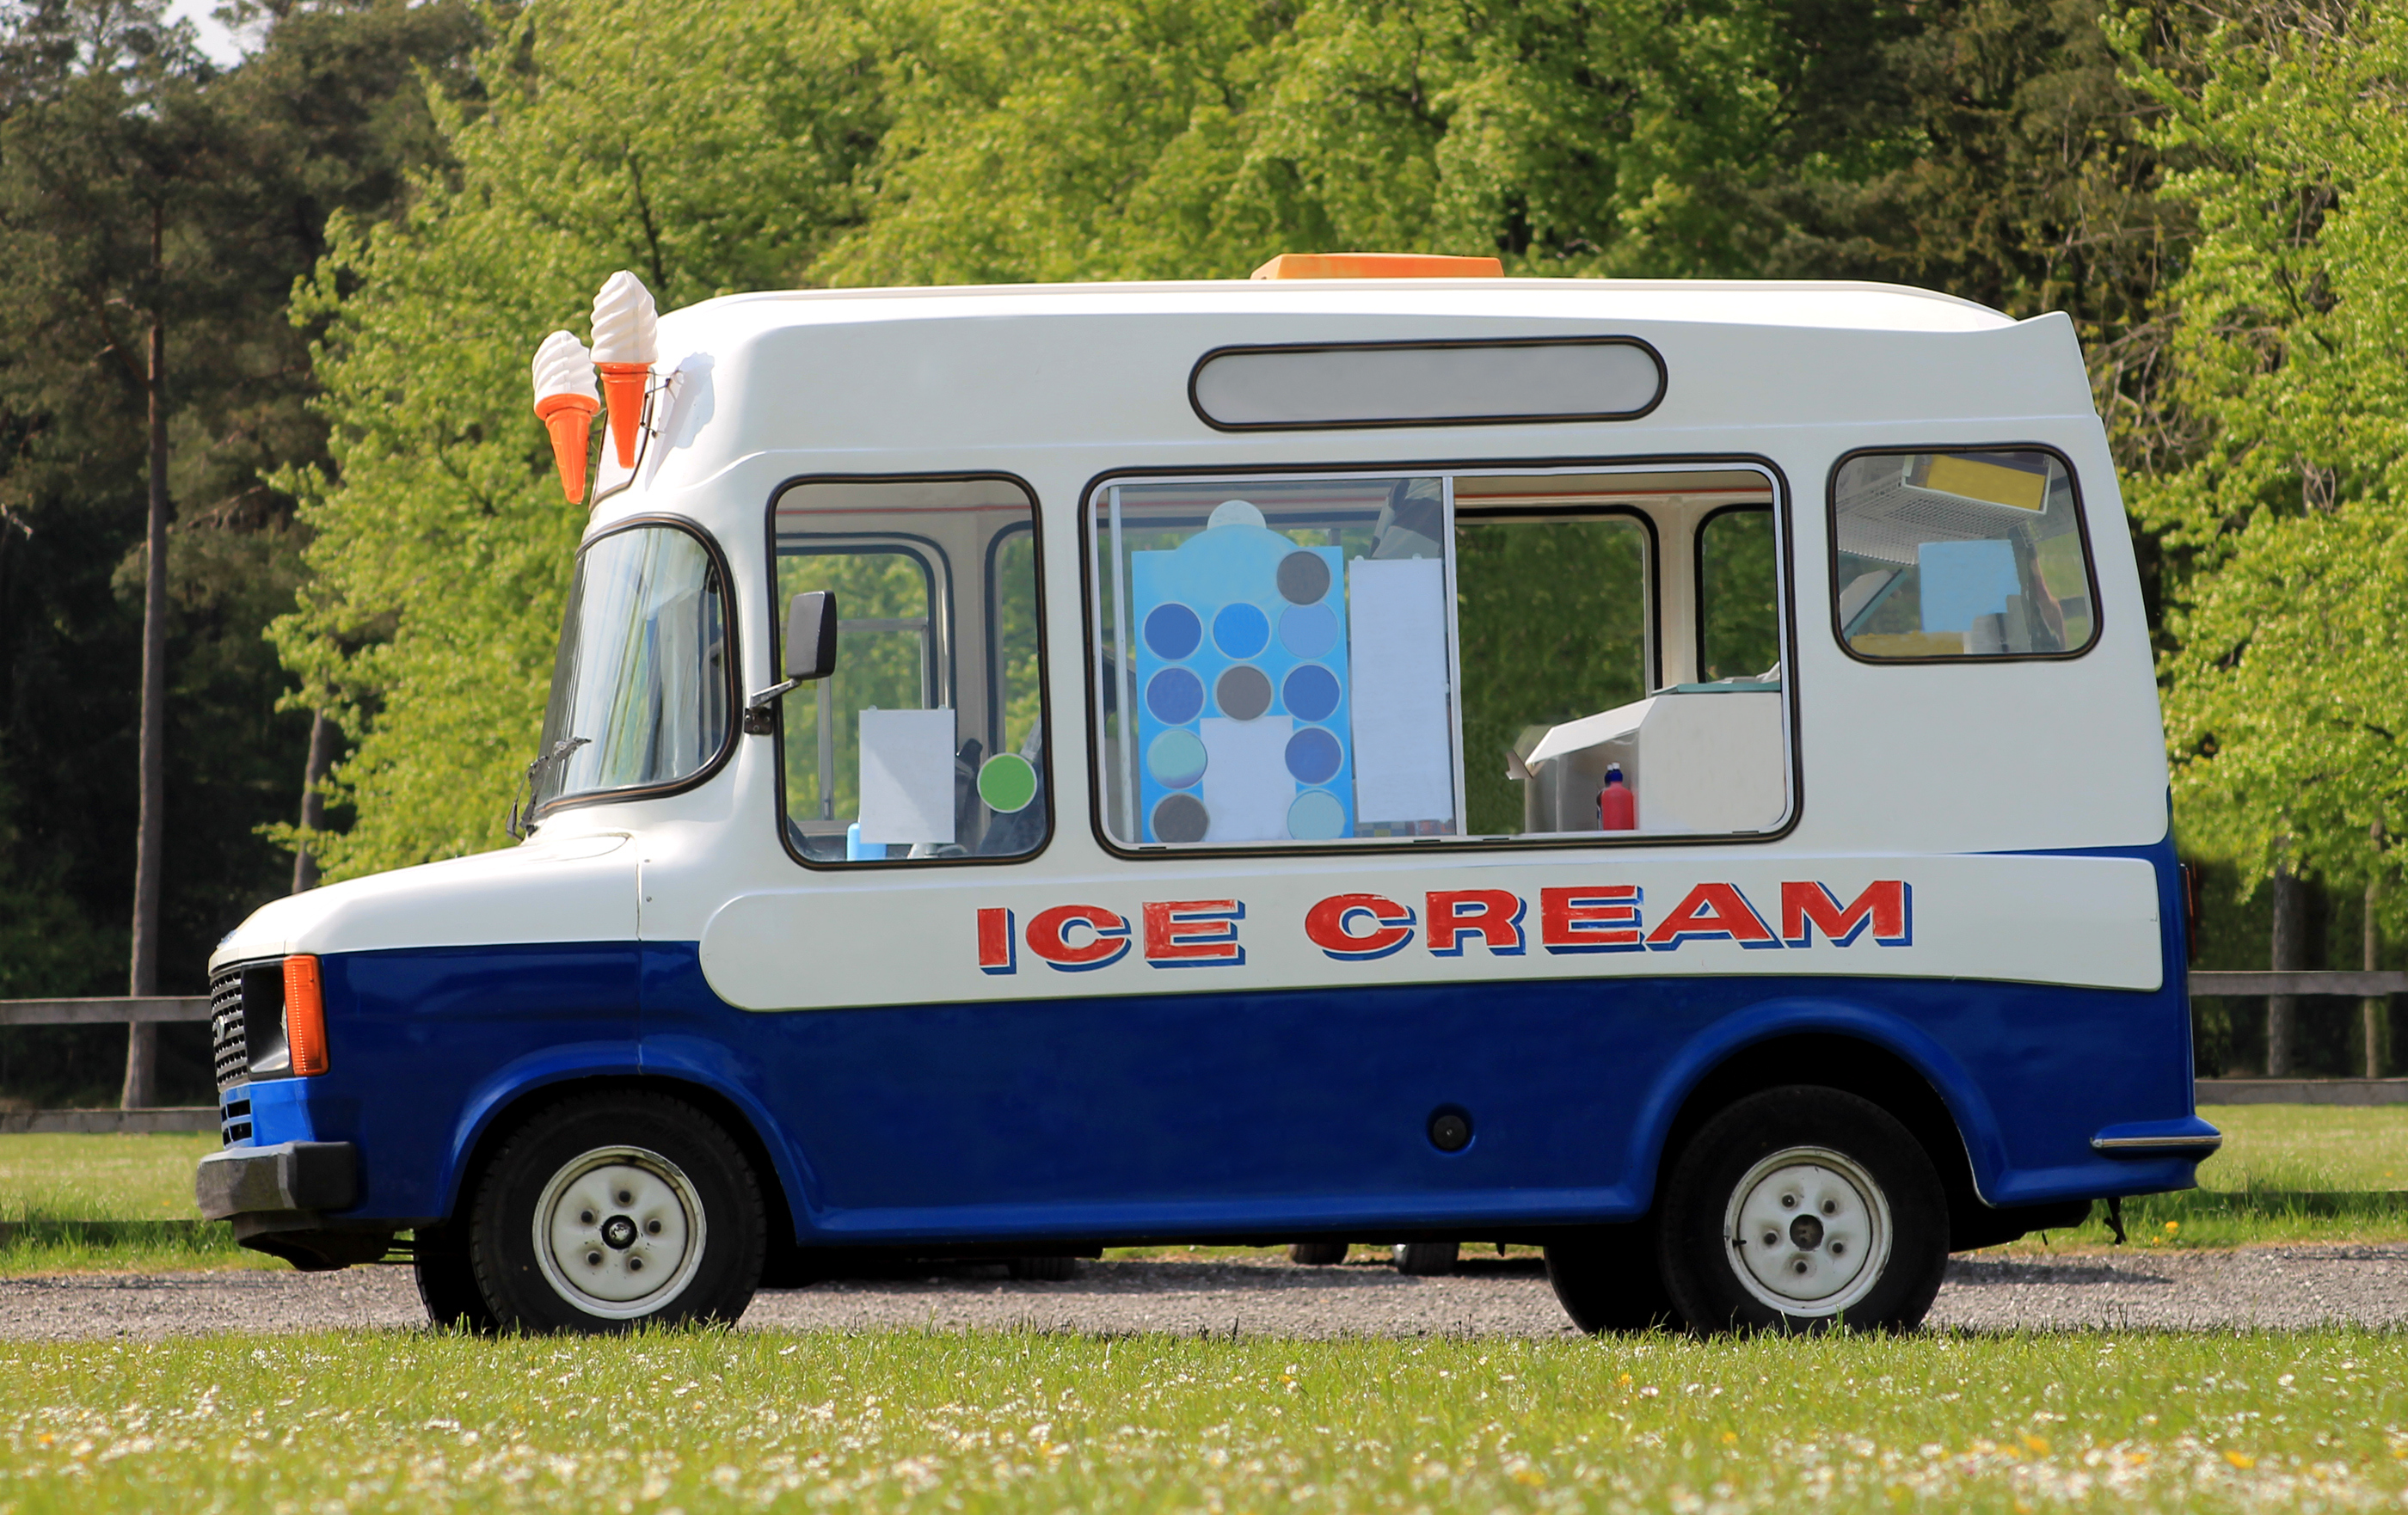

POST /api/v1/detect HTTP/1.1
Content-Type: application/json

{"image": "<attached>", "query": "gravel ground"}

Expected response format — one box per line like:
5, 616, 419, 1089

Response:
0, 1244, 2404, 1340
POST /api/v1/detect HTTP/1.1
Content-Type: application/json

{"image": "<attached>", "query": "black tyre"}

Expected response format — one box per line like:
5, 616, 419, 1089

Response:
1006, 1254, 1079, 1281
1288, 1242, 1348, 1267
468, 1091, 766, 1334
1658, 1085, 1947, 1334
1391, 1241, 1459, 1276
1543, 1219, 1680, 1333
412, 1221, 498, 1331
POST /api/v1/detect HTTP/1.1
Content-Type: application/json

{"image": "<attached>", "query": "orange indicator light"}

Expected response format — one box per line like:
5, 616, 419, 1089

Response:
283, 954, 329, 1077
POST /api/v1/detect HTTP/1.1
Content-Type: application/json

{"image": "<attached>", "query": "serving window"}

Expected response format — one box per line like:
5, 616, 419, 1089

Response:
1831, 448, 2097, 660
1086, 467, 1791, 851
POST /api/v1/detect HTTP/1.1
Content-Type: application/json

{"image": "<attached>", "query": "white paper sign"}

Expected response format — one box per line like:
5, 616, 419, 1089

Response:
1201, 715, 1294, 842
858, 708, 956, 844
1348, 557, 1454, 824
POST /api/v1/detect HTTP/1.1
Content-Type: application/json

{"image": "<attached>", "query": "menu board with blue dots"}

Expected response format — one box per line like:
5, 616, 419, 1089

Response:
1130, 500, 1352, 843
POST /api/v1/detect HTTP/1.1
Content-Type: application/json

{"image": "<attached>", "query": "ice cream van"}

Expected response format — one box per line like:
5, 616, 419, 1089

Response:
196, 254, 2214, 1334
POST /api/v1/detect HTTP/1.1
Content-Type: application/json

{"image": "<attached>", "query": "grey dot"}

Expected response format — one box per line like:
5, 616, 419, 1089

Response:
1277, 550, 1331, 605
1152, 793, 1209, 844
1216, 665, 1273, 721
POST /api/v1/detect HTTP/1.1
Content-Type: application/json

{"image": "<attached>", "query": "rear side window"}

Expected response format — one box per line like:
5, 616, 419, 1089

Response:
1831, 449, 2097, 660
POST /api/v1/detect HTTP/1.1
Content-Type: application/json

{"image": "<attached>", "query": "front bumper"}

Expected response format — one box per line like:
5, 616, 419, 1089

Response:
195, 1141, 389, 1271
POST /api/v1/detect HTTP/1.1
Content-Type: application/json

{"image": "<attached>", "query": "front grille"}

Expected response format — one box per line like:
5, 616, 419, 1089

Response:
210, 970, 249, 1090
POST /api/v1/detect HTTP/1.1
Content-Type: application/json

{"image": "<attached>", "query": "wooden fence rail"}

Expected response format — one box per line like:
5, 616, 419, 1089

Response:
0, 983, 2402, 1125
0, 997, 209, 1026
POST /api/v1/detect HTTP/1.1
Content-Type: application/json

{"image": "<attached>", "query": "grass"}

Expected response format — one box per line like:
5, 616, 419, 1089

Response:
0, 1327, 2404, 1511
0, 1133, 255, 1275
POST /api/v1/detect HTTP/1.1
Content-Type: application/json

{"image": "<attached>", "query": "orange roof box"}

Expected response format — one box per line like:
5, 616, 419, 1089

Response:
1250, 252, 1504, 280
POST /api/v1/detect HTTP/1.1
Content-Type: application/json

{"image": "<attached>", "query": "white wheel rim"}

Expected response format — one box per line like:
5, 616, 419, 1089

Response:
531, 1144, 708, 1320
1721, 1145, 1891, 1318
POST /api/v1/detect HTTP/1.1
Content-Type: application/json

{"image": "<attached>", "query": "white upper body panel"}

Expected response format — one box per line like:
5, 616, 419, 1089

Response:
215, 277, 2169, 998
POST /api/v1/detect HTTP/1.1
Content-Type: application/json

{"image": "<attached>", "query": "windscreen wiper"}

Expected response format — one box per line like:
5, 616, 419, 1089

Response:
506, 735, 591, 838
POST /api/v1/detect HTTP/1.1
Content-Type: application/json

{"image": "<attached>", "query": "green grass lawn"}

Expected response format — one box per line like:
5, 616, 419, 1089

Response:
0, 1133, 257, 1274
0, 1327, 2400, 1511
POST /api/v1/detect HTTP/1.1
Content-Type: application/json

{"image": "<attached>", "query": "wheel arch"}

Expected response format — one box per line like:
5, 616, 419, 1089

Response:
1629, 1001, 2014, 1249
439, 1068, 805, 1256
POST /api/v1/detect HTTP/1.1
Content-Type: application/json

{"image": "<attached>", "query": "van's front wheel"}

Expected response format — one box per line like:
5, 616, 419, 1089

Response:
469, 1092, 765, 1333
1658, 1086, 1946, 1334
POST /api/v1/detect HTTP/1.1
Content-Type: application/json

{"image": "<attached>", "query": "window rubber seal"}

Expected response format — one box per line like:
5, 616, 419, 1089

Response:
761, 470, 1057, 872
1824, 441, 2104, 667
528, 513, 744, 824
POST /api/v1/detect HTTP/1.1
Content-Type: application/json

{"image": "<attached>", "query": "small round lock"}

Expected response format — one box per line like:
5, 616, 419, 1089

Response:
1428, 1109, 1473, 1153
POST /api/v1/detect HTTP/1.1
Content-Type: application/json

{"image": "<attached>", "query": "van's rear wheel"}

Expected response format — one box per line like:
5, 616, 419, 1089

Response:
1658, 1086, 1946, 1334
1544, 1219, 1679, 1332
1288, 1242, 1348, 1266
469, 1092, 765, 1334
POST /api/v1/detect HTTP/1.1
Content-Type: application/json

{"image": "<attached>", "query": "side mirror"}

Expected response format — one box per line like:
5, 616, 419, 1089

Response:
785, 590, 837, 683
744, 590, 838, 734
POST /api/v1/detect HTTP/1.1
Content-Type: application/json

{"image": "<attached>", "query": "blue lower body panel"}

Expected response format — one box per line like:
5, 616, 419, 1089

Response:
640, 952, 2198, 1241
256, 935, 2200, 1243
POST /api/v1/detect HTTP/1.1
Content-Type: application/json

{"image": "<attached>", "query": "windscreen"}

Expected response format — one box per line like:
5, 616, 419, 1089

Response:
532, 524, 730, 812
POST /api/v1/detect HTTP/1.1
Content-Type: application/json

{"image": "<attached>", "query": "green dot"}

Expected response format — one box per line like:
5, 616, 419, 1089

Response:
978, 752, 1039, 814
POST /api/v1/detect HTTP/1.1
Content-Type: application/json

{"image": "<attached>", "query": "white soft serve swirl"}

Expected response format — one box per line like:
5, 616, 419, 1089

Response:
531, 329, 599, 404
589, 271, 659, 366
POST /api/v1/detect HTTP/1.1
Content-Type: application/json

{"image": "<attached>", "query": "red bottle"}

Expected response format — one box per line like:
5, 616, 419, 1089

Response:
1597, 763, 1636, 831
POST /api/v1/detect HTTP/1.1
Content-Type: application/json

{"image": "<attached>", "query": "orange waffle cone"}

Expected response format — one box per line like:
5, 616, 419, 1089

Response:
535, 393, 601, 503
597, 361, 650, 469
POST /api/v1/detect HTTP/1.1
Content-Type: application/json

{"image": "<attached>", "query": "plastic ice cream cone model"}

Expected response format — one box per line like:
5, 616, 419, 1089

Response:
590, 270, 660, 469
531, 330, 603, 504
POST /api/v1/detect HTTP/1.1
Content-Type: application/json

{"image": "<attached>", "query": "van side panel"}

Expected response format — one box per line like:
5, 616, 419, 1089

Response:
630, 845, 2195, 1243
267, 851, 2190, 1242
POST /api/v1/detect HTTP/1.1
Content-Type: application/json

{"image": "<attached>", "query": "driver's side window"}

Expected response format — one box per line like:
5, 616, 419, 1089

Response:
774, 477, 1047, 865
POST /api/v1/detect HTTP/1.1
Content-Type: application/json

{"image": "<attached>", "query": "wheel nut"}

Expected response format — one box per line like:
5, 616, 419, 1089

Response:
628, 1257, 642, 1273
647, 1219, 662, 1235
587, 1251, 601, 1267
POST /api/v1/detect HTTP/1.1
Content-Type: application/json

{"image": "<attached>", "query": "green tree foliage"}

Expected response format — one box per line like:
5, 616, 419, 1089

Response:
275, 0, 885, 875
2129, 0, 2408, 915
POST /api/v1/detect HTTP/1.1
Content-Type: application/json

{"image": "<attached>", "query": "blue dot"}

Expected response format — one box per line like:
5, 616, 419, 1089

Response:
1213, 603, 1270, 659
1282, 664, 1341, 723
1280, 603, 1340, 659
1287, 789, 1348, 841
1286, 727, 1343, 786
1146, 668, 1204, 726
1146, 729, 1208, 788
1144, 603, 1201, 660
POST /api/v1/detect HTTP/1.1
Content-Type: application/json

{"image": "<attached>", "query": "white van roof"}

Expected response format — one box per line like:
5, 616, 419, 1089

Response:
687, 277, 2017, 333
599, 276, 2086, 512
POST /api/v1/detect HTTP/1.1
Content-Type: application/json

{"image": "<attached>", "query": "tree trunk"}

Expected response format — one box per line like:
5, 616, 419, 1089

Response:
2269, 862, 2307, 1077
122, 211, 167, 1112
290, 710, 336, 893
2367, 876, 2385, 1080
